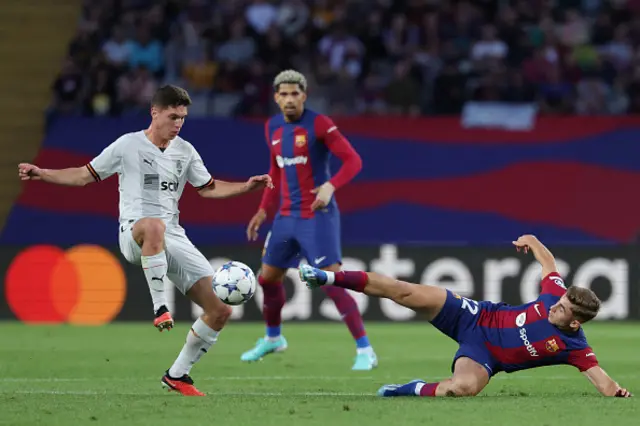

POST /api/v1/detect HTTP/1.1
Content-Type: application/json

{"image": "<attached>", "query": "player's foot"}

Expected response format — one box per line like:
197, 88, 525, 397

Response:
154, 305, 174, 332
240, 336, 288, 362
352, 351, 378, 371
377, 380, 425, 397
299, 264, 328, 289
161, 371, 205, 396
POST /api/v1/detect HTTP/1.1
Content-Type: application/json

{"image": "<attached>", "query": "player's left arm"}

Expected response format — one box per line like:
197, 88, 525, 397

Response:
187, 149, 272, 198
311, 115, 363, 210
582, 366, 632, 397
568, 347, 632, 397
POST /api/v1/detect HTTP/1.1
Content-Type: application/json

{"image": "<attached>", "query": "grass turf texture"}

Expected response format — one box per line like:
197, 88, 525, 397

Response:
0, 322, 637, 426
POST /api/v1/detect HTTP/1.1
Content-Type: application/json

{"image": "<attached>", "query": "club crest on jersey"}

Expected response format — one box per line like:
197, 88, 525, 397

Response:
545, 339, 560, 353
295, 134, 307, 147
516, 312, 527, 327
176, 159, 183, 175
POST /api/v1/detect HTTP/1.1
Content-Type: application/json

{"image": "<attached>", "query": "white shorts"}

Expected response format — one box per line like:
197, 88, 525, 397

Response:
119, 221, 214, 294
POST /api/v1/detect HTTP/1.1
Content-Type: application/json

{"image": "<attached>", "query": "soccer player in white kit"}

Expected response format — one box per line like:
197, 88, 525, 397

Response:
18, 85, 272, 396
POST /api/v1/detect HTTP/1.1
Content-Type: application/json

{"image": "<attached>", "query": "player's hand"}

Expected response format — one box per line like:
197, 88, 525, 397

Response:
310, 182, 335, 211
245, 174, 273, 192
512, 234, 539, 254
247, 209, 267, 241
615, 387, 632, 397
18, 163, 43, 181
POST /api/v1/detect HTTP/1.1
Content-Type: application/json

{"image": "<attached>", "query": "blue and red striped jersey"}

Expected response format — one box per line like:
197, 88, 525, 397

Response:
260, 109, 362, 219
477, 273, 599, 374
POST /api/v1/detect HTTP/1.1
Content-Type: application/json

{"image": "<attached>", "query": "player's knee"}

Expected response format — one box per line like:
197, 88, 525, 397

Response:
214, 304, 232, 323
135, 218, 166, 245
447, 381, 479, 397
144, 218, 166, 239
203, 303, 232, 330
259, 265, 286, 284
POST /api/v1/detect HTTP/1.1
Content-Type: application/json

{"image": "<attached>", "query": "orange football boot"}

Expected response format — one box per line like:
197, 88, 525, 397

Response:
162, 371, 205, 396
154, 306, 174, 332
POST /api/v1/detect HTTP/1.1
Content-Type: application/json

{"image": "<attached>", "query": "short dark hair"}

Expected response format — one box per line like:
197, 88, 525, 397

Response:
566, 286, 601, 323
151, 85, 192, 109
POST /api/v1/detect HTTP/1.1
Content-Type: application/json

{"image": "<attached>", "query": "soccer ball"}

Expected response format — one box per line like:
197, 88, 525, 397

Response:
212, 261, 256, 306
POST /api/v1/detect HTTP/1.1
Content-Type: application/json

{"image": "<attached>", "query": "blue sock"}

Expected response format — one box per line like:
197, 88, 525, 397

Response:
266, 326, 281, 338
356, 336, 370, 349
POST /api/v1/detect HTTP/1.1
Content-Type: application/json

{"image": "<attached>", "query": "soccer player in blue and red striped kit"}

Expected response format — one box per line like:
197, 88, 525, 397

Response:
241, 70, 377, 370
300, 234, 632, 397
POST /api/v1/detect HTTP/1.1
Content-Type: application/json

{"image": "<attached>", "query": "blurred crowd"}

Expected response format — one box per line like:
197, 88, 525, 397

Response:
50, 0, 640, 118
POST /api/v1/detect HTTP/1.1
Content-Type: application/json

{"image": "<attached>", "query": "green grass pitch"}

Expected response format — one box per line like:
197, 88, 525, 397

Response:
0, 322, 637, 426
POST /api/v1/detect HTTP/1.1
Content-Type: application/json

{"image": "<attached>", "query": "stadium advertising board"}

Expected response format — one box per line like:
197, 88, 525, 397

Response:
0, 244, 637, 323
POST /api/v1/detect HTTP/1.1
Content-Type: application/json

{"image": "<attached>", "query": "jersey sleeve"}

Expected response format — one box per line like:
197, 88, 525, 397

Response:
314, 114, 362, 190
87, 138, 125, 182
540, 272, 567, 297
187, 148, 214, 190
567, 347, 599, 372
259, 121, 281, 213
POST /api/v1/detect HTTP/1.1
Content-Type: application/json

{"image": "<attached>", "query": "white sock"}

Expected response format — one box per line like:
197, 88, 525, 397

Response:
141, 251, 168, 313
415, 382, 425, 395
169, 318, 219, 378
324, 271, 336, 285
357, 346, 374, 356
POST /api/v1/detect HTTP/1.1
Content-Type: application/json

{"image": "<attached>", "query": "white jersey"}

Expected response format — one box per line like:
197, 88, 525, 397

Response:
87, 131, 213, 226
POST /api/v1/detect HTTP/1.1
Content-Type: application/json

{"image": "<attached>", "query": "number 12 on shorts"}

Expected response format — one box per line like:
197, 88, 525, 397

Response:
461, 297, 479, 315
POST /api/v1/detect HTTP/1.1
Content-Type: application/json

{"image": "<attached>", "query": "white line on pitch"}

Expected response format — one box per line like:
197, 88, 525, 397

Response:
4, 390, 372, 397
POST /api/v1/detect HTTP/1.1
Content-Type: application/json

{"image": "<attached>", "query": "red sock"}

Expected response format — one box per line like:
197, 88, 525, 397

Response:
332, 271, 368, 293
321, 286, 366, 341
259, 276, 285, 328
419, 382, 439, 397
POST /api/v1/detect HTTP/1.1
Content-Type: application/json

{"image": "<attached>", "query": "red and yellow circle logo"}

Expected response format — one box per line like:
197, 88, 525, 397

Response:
5, 245, 126, 325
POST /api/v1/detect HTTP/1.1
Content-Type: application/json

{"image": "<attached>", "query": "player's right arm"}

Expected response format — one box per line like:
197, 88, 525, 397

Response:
247, 122, 281, 241
19, 137, 124, 186
582, 366, 632, 397
18, 163, 94, 186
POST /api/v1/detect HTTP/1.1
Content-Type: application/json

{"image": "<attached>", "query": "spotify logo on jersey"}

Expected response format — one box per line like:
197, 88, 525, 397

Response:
5, 245, 126, 324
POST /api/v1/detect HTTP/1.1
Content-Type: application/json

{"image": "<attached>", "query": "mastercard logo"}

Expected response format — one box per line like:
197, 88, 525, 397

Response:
5, 245, 126, 325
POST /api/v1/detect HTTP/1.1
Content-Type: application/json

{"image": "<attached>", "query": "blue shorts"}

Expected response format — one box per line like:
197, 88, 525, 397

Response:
430, 290, 498, 377
262, 211, 341, 269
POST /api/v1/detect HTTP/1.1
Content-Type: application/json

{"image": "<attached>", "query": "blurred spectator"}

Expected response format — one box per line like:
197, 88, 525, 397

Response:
575, 75, 611, 115
85, 66, 119, 116
385, 61, 421, 116
102, 26, 131, 69
118, 66, 158, 113
277, 0, 310, 36
557, 9, 590, 48
52, 58, 85, 114
216, 19, 257, 65
246, 0, 278, 34
539, 66, 574, 114
128, 27, 164, 74
318, 24, 364, 77
50, 0, 640, 118
471, 24, 508, 62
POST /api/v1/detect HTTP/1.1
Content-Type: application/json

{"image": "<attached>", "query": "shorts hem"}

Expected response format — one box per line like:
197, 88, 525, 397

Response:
451, 354, 495, 378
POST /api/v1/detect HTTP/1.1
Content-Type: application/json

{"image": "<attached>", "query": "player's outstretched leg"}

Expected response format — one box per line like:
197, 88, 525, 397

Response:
162, 276, 232, 396
320, 264, 377, 371
132, 218, 173, 331
377, 357, 489, 398
299, 265, 447, 319
240, 264, 288, 362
